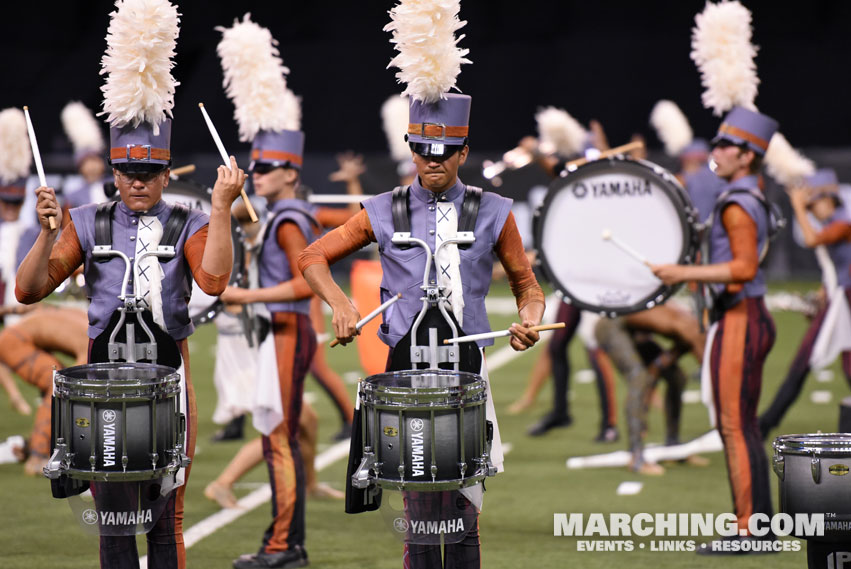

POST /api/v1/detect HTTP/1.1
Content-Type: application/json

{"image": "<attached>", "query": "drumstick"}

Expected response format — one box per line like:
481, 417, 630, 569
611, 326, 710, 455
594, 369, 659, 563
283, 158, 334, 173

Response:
443, 322, 566, 345
22, 107, 56, 230
198, 103, 258, 223
330, 293, 402, 348
308, 194, 373, 204
169, 164, 196, 178
601, 228, 651, 267
565, 140, 645, 170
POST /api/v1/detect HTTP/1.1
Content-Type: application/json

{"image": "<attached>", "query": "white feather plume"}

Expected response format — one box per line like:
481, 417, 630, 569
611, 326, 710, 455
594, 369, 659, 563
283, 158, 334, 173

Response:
649, 100, 693, 156
0, 108, 32, 185
535, 107, 587, 157
217, 13, 296, 141
384, 0, 471, 104
764, 133, 815, 187
382, 94, 411, 161
61, 102, 105, 155
100, 0, 180, 136
690, 0, 760, 116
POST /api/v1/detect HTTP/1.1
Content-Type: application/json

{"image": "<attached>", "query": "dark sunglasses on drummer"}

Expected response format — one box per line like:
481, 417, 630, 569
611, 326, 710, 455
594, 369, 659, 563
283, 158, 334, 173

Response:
711, 139, 749, 152
409, 141, 464, 160
250, 163, 284, 175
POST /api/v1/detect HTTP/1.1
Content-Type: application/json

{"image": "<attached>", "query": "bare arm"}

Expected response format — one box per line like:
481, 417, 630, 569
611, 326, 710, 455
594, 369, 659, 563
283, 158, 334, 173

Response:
201, 156, 247, 277
0, 363, 31, 416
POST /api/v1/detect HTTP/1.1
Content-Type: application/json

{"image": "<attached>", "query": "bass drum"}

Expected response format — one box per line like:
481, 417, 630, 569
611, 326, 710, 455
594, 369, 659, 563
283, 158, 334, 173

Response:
534, 157, 698, 316
161, 178, 246, 326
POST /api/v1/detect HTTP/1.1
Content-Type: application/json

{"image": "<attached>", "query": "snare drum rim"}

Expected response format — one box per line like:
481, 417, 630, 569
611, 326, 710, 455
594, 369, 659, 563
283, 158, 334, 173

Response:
773, 432, 851, 456
533, 157, 699, 317
360, 370, 487, 406
54, 363, 181, 398
161, 178, 246, 326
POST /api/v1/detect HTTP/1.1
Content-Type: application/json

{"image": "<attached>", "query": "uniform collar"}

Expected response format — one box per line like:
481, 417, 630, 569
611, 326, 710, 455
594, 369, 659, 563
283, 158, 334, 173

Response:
723, 174, 759, 192
410, 176, 465, 204
116, 198, 168, 218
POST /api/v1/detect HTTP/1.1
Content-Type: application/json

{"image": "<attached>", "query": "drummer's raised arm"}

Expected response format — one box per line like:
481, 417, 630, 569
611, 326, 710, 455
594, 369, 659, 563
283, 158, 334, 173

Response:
200, 156, 246, 279
16, 203, 83, 304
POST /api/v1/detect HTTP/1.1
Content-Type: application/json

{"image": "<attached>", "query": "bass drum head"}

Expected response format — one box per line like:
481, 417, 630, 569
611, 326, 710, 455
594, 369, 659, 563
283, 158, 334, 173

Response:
161, 178, 245, 326
534, 158, 697, 316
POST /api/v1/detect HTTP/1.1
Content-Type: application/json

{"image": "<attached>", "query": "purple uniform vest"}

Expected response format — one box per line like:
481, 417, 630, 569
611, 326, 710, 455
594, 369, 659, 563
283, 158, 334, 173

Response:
825, 208, 851, 289
70, 200, 209, 340
708, 175, 768, 303
685, 164, 726, 225
258, 198, 318, 315
362, 177, 513, 348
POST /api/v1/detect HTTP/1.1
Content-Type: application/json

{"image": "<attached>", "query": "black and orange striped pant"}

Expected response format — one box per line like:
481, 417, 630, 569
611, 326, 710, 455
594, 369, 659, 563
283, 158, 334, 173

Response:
709, 297, 775, 532
259, 312, 316, 554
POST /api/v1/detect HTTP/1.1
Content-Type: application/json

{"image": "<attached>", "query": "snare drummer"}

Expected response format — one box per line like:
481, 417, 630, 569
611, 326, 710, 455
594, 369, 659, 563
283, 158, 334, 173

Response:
299, 94, 545, 569
15, 15, 245, 564
651, 106, 779, 548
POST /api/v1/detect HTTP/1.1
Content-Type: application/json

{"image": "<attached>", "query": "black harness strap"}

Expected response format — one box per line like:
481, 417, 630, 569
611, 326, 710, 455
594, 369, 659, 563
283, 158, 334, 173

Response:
161, 204, 190, 250
390, 185, 482, 249
94, 202, 117, 247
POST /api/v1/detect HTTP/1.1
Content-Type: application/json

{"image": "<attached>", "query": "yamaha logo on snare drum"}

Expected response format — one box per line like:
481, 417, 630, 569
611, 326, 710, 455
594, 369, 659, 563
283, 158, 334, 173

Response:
102, 410, 117, 467
102, 410, 117, 423
410, 419, 424, 432
410, 419, 425, 476
572, 177, 652, 200
82, 509, 99, 525
393, 518, 409, 533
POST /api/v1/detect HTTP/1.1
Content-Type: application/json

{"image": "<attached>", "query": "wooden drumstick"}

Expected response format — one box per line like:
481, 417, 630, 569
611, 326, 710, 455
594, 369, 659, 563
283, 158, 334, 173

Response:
601, 228, 651, 268
198, 103, 259, 223
330, 293, 402, 348
565, 140, 645, 170
23, 107, 56, 230
443, 322, 566, 345
169, 164, 196, 178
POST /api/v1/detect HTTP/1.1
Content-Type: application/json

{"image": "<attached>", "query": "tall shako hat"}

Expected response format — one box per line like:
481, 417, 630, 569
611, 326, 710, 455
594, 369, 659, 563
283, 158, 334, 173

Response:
62, 102, 106, 167
0, 108, 32, 203
217, 14, 303, 171
712, 106, 777, 156
100, 0, 180, 174
385, 0, 471, 157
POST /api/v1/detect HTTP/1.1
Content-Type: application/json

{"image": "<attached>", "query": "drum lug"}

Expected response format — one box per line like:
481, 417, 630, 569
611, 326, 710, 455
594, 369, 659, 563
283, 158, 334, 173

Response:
812, 452, 821, 484
772, 453, 785, 480
43, 439, 69, 480
150, 452, 159, 470
351, 451, 376, 489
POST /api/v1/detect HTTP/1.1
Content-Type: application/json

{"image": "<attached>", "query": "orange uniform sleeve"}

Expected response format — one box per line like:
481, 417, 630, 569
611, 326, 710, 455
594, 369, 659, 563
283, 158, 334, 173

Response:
495, 212, 545, 311
15, 221, 84, 304
184, 225, 231, 296
812, 220, 851, 247
298, 208, 375, 273
277, 222, 314, 300
721, 203, 759, 288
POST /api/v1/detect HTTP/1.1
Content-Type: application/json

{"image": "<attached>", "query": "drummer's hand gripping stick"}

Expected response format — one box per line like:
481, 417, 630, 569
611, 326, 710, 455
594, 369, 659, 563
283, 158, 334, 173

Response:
443, 322, 566, 345
329, 293, 402, 348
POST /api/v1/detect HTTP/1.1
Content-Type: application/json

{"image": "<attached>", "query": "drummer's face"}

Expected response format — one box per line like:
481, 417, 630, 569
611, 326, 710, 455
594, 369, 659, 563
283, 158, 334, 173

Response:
113, 168, 169, 212
412, 145, 469, 193
711, 142, 752, 181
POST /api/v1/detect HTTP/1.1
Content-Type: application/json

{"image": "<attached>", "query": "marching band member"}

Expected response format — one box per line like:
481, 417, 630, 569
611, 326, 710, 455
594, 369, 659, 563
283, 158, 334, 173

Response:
60, 101, 112, 208
299, 2, 544, 566
213, 14, 317, 568
15, 1, 245, 566
651, 105, 779, 550
759, 168, 851, 437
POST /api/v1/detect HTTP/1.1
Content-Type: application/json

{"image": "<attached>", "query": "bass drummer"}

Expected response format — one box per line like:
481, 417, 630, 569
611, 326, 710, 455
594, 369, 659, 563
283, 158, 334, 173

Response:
15, 116, 246, 568
651, 106, 779, 552
298, 91, 545, 567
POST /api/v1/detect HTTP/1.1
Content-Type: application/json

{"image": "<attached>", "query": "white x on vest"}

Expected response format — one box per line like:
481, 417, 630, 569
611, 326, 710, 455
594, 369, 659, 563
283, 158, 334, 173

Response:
435, 202, 465, 325
135, 215, 166, 330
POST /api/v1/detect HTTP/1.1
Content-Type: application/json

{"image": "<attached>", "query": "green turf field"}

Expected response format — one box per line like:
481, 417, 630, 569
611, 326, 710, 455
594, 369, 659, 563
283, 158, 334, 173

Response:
0, 280, 841, 567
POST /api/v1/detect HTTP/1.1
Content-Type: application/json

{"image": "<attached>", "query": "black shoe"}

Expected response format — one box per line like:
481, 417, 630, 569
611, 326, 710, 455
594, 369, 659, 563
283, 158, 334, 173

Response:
594, 427, 619, 443
527, 413, 572, 437
696, 535, 779, 556
333, 422, 353, 442
233, 546, 309, 568
212, 415, 246, 442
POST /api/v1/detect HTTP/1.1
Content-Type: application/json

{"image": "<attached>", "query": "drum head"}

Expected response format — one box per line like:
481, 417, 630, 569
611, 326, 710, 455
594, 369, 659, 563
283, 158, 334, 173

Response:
534, 158, 697, 316
161, 178, 246, 326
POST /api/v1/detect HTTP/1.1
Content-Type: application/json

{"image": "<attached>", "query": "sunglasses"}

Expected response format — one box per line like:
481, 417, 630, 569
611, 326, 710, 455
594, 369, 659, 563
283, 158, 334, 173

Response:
115, 170, 165, 184
251, 163, 284, 175
409, 142, 464, 160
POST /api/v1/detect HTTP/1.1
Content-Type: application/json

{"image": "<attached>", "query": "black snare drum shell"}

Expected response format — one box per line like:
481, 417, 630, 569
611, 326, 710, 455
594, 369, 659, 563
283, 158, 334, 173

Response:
366, 403, 486, 488
778, 452, 851, 542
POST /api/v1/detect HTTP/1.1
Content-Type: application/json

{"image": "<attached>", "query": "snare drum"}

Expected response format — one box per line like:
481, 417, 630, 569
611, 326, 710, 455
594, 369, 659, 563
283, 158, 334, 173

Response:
162, 179, 246, 325
45, 363, 189, 482
356, 370, 494, 491
773, 433, 851, 542
534, 157, 698, 316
